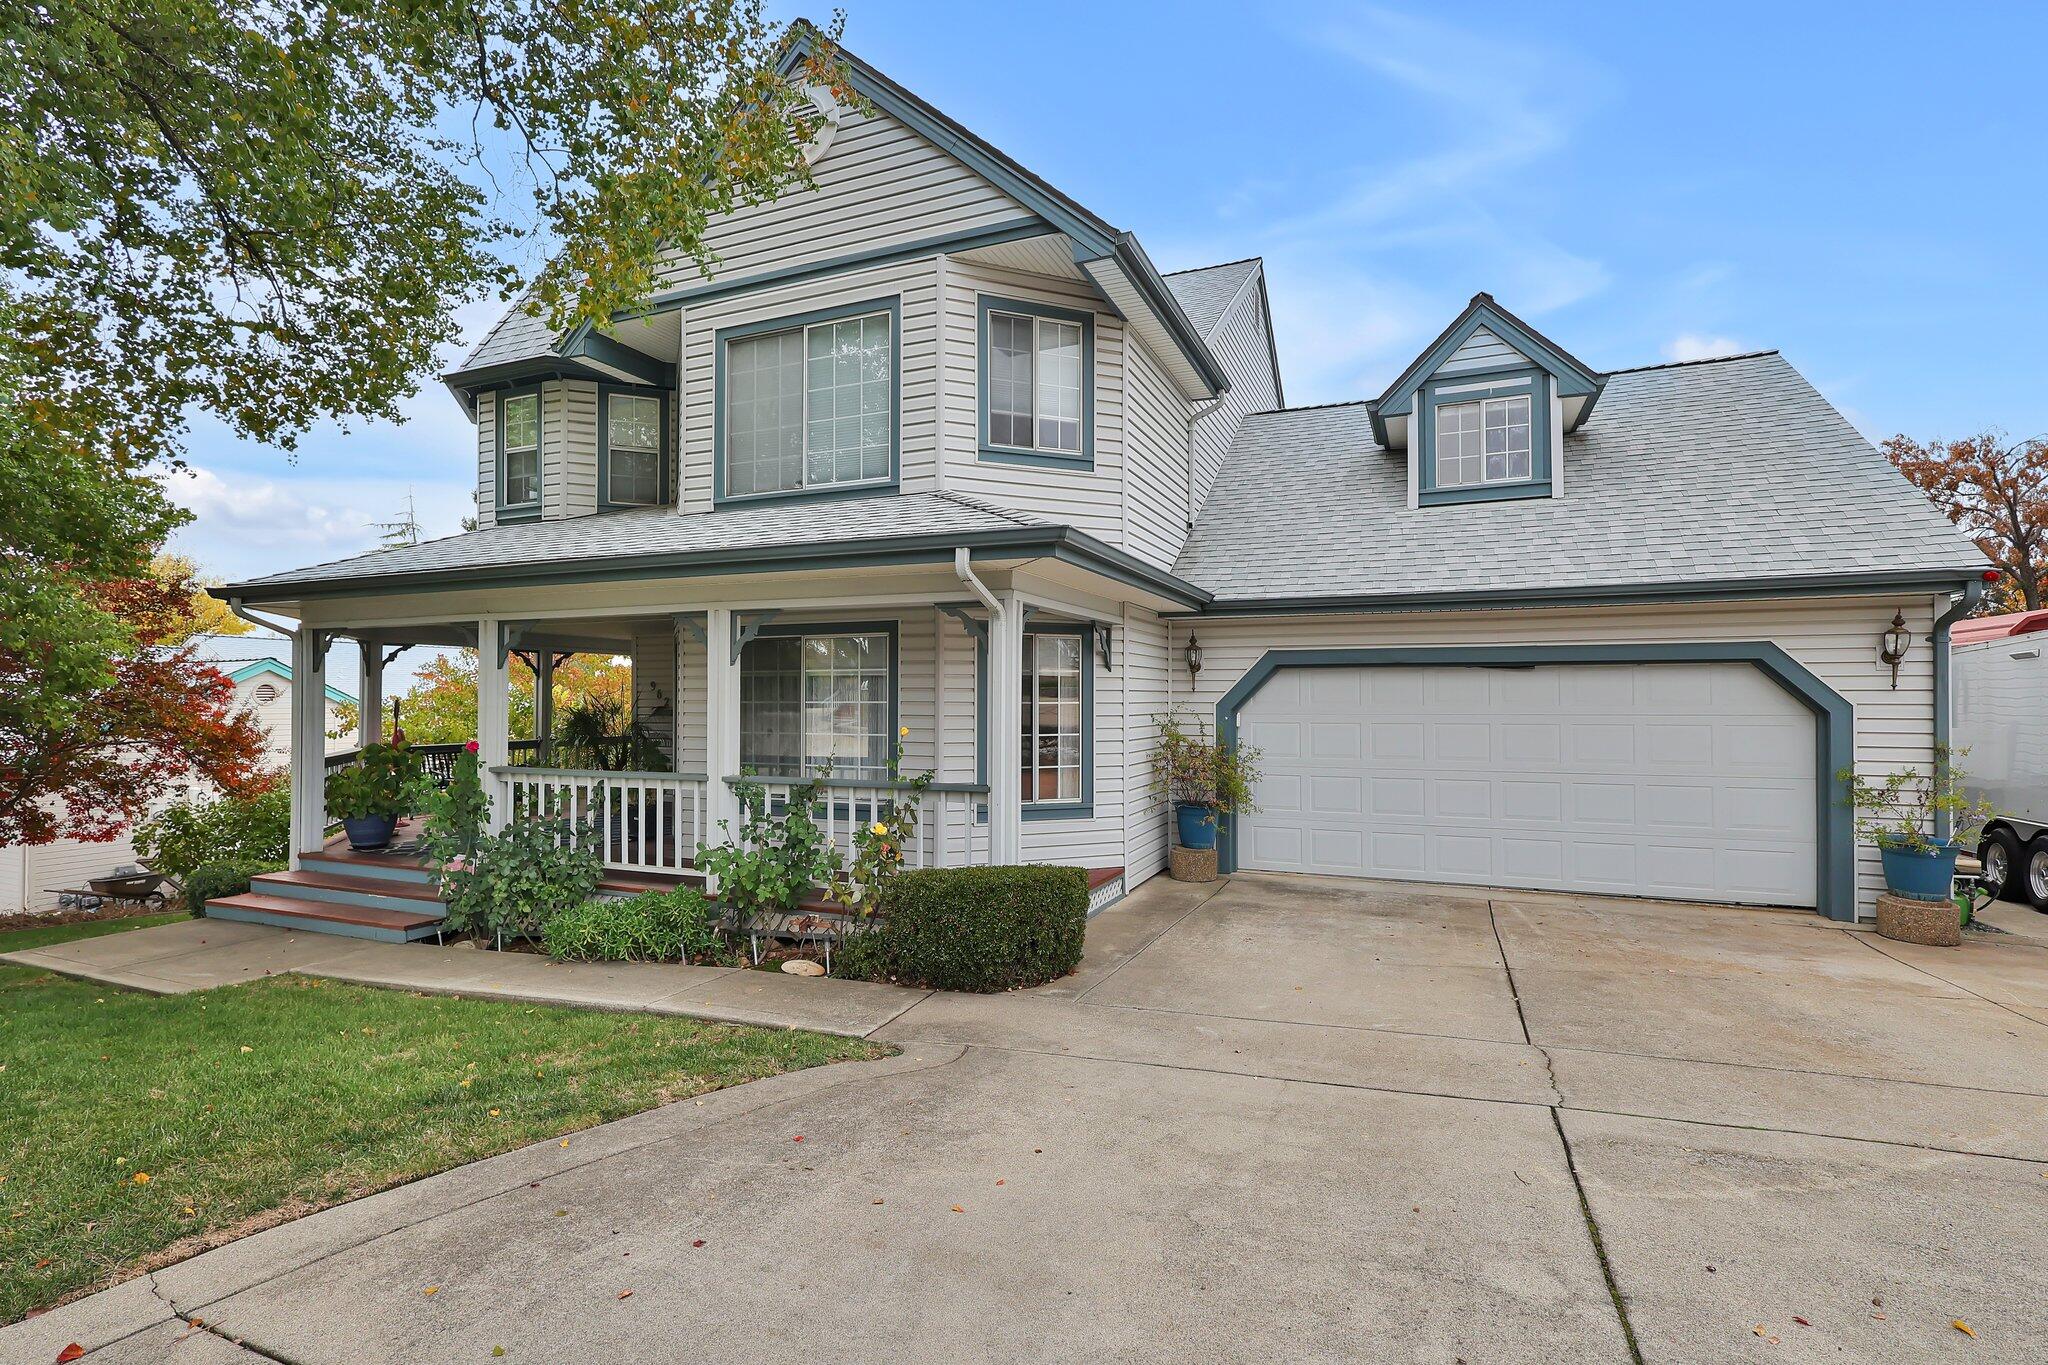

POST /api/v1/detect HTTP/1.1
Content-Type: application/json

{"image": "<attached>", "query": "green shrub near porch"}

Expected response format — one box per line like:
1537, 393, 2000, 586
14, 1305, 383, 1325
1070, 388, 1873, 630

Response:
543, 888, 723, 963
836, 865, 1088, 992
183, 858, 286, 915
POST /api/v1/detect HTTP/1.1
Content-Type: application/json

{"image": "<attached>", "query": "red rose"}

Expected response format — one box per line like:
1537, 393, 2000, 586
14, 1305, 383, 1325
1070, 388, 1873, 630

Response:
464, 740, 480, 753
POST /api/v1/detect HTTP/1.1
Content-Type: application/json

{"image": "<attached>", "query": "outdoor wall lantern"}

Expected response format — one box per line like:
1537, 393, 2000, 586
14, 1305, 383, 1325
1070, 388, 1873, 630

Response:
1183, 634, 1203, 685
1879, 610, 1911, 689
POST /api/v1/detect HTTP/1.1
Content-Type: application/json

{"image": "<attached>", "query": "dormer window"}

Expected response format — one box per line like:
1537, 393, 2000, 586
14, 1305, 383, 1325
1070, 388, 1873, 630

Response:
1435, 392, 1531, 489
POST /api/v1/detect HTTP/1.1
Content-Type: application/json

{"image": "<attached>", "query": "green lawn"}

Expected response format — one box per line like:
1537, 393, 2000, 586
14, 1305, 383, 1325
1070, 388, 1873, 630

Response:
0, 965, 884, 1323
0, 911, 189, 954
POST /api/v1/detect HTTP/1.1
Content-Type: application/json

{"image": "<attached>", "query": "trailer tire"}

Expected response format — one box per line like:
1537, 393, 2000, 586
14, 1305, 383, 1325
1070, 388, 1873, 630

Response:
2027, 839, 2048, 914
1979, 827, 2024, 903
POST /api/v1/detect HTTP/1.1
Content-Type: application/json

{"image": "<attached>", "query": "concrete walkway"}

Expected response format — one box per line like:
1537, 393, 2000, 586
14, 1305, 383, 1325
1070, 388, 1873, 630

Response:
8, 875, 2048, 1363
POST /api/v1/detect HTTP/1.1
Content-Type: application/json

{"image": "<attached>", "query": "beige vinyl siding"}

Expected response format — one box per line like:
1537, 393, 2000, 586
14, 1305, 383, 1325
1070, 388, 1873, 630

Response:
2, 834, 140, 912
0, 844, 21, 912
475, 392, 497, 530
1438, 326, 1529, 376
1167, 596, 1938, 917
1120, 605, 1172, 887
940, 260, 1127, 546
1189, 277, 1281, 518
656, 104, 1028, 293
630, 623, 678, 762
1120, 334, 1198, 570
678, 259, 940, 513
676, 625, 707, 776
557, 380, 600, 518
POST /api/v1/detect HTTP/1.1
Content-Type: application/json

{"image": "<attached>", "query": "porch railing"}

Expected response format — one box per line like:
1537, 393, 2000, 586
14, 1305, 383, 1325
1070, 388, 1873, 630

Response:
733, 776, 990, 869
492, 768, 709, 878
326, 741, 542, 789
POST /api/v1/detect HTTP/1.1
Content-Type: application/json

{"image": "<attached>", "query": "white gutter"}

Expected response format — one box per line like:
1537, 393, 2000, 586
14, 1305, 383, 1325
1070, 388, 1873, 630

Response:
227, 597, 301, 636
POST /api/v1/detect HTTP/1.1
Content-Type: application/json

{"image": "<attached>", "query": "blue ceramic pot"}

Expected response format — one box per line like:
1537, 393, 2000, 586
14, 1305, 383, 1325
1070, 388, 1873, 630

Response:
341, 813, 398, 851
1176, 802, 1218, 850
1878, 841, 1961, 902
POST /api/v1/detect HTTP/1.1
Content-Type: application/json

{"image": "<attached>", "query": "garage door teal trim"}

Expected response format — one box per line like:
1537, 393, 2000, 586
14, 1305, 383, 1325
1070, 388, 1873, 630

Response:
1212, 644, 1857, 922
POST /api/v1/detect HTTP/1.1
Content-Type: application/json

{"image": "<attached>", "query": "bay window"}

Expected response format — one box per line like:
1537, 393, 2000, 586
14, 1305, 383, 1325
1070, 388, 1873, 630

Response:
720, 300, 898, 502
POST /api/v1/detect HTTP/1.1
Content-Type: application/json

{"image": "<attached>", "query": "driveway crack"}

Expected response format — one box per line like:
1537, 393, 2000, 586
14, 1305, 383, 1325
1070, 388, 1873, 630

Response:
148, 1271, 301, 1363
1848, 929, 2048, 1032
1490, 902, 1642, 1365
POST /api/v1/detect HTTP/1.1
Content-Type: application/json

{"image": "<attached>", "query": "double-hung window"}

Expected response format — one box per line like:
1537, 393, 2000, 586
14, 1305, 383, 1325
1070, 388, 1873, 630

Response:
722, 305, 895, 500
499, 392, 540, 512
1434, 392, 1532, 489
980, 297, 1091, 464
1020, 632, 1085, 807
604, 392, 663, 506
739, 630, 893, 782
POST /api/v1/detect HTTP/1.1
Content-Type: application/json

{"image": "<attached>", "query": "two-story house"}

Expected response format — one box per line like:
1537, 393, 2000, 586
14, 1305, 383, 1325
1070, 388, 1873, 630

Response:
217, 32, 1985, 941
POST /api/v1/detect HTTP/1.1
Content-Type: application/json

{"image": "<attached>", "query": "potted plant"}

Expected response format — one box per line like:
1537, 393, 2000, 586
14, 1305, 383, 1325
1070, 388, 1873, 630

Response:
1151, 710, 1261, 852
324, 741, 423, 850
1840, 747, 1992, 902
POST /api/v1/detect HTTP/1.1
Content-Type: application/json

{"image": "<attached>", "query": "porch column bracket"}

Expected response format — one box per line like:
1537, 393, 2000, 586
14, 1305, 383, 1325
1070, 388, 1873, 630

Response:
1093, 622, 1114, 671
1021, 606, 1041, 628
674, 613, 708, 647
552, 652, 575, 670
495, 622, 519, 668
730, 609, 780, 663
511, 648, 539, 675
937, 604, 987, 642
380, 645, 410, 667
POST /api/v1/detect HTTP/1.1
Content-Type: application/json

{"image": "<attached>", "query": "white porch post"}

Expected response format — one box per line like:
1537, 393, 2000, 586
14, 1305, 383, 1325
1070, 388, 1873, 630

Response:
703, 608, 741, 851
477, 617, 510, 830
288, 628, 328, 868
986, 590, 1025, 864
359, 636, 384, 748
534, 650, 555, 763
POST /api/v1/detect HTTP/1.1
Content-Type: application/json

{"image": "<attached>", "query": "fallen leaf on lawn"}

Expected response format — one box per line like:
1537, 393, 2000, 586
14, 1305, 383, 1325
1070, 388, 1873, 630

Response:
489, 1109, 500, 1117
131, 1172, 150, 1185
239, 1046, 253, 1053
115, 1157, 126, 1166
459, 1079, 472, 1088
560, 1140, 569, 1148
34, 1258, 50, 1268
56, 1345, 85, 1363
616, 1289, 633, 1300
1953, 1321, 1976, 1338
183, 1207, 194, 1216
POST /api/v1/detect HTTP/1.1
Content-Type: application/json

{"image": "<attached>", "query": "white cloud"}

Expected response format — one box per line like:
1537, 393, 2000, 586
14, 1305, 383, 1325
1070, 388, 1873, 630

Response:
1662, 333, 1748, 363
164, 465, 476, 582
169, 466, 372, 552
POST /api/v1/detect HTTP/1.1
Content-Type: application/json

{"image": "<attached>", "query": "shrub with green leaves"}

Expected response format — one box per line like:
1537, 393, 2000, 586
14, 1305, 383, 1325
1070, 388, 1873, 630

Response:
135, 786, 291, 884
836, 865, 1087, 992
183, 858, 284, 915
542, 888, 723, 963
440, 814, 601, 943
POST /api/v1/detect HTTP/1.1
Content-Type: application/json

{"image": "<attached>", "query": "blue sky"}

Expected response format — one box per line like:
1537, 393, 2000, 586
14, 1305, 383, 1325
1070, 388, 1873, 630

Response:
171, 0, 2048, 583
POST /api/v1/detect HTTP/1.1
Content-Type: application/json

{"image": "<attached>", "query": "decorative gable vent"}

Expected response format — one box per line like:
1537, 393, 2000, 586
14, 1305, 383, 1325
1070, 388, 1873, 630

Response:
251, 681, 281, 706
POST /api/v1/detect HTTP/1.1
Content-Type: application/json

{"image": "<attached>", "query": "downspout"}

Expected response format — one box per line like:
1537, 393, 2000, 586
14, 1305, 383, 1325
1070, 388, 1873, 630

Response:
955, 548, 1006, 862
1932, 577, 1988, 840
226, 597, 300, 637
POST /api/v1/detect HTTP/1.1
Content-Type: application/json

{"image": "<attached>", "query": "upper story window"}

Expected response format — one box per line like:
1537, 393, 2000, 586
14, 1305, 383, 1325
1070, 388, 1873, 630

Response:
499, 391, 540, 513
1435, 392, 1531, 489
603, 391, 664, 507
718, 299, 899, 504
978, 295, 1094, 468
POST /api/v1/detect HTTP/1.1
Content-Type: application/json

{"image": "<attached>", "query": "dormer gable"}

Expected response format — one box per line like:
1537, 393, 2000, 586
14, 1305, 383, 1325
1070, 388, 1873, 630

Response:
1370, 294, 1605, 507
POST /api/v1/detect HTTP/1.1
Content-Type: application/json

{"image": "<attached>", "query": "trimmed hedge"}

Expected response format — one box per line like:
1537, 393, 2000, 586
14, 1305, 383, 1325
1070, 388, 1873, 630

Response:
184, 859, 285, 915
837, 866, 1088, 992
542, 887, 722, 963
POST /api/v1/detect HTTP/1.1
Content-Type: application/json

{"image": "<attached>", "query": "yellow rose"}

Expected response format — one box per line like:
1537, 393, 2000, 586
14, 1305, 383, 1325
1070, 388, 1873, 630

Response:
871, 821, 888, 835
898, 725, 909, 737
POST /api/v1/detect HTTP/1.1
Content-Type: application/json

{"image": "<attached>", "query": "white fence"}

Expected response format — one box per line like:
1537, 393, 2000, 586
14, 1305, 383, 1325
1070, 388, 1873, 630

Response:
493, 769, 709, 878
734, 777, 989, 870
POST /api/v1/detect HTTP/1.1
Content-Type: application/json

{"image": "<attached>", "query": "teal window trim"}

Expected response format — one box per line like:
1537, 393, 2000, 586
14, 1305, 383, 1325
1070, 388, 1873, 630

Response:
494, 385, 543, 522
1018, 622, 1094, 821
1415, 368, 1551, 507
597, 384, 673, 510
1211, 645, 1858, 923
713, 296, 902, 508
737, 618, 900, 780
977, 294, 1095, 470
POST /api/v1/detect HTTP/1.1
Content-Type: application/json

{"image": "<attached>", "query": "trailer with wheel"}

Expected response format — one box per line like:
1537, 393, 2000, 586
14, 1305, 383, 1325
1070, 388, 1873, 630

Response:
1951, 610, 2048, 910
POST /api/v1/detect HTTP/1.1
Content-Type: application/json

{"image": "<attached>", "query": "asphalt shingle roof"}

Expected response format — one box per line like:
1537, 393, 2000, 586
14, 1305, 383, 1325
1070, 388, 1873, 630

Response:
230, 492, 1049, 593
1161, 258, 1261, 338
453, 286, 560, 376
1173, 352, 1986, 604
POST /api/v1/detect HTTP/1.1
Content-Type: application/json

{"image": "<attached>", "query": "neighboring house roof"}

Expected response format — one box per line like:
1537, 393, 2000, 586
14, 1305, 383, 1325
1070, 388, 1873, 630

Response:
184, 631, 360, 706
222, 492, 1210, 607
1173, 352, 1988, 610
1952, 609, 2048, 644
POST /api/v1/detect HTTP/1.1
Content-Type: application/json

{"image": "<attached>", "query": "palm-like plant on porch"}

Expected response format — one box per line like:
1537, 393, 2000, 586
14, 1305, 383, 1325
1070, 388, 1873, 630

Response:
552, 697, 669, 772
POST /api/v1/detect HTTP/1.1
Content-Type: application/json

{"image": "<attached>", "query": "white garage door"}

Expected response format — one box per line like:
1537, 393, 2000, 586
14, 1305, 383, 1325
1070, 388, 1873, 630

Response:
1237, 662, 1817, 906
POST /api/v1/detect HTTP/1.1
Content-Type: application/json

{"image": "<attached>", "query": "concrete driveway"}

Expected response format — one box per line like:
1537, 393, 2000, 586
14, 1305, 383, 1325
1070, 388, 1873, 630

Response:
11, 874, 2048, 1363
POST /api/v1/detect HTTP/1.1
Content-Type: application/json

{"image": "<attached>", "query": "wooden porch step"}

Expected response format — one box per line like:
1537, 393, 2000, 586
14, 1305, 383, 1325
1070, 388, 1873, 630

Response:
206, 892, 444, 933
598, 866, 704, 896
253, 869, 443, 902
1085, 866, 1124, 890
